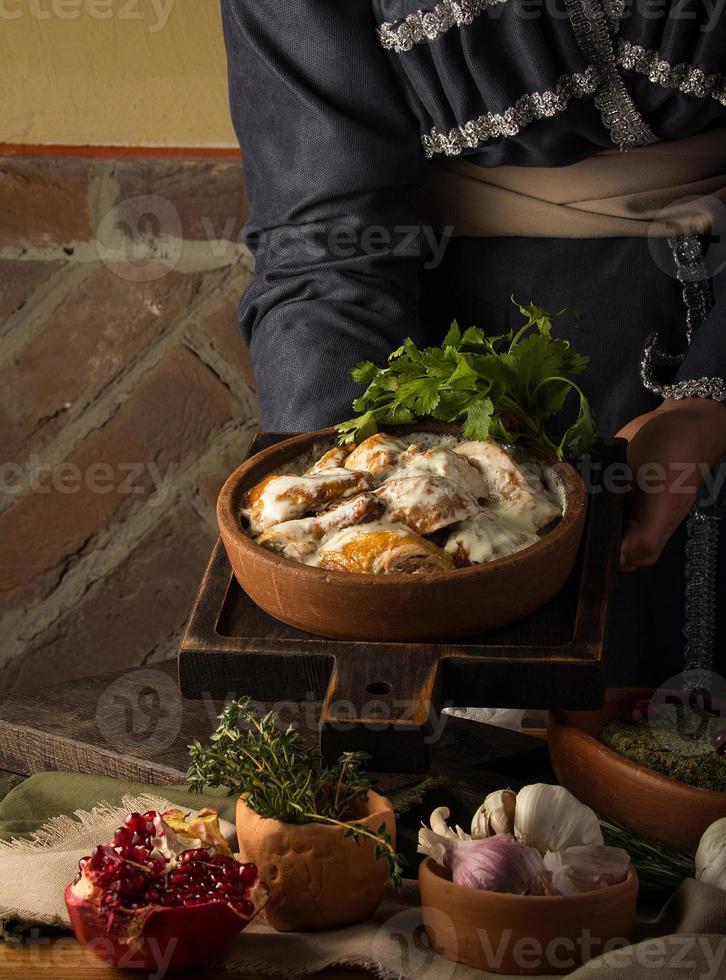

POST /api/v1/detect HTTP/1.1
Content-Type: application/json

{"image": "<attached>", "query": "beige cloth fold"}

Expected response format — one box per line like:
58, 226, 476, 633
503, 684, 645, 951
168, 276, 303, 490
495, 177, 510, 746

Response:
223, 879, 726, 979
417, 129, 726, 239
1, 795, 724, 979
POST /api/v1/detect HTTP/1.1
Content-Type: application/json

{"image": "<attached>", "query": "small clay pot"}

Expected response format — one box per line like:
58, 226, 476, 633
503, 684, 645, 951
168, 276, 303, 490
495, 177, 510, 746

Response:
548, 687, 726, 848
419, 857, 639, 975
235, 791, 395, 931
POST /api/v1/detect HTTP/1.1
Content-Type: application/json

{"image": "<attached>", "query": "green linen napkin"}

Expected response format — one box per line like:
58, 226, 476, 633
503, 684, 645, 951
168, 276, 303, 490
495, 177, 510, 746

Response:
0, 771, 238, 840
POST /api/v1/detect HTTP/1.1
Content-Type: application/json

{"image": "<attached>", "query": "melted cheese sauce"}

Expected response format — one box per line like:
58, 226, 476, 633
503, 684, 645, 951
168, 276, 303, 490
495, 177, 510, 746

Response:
445, 511, 539, 565
246, 433, 564, 572
306, 446, 352, 474
258, 493, 382, 560
244, 468, 373, 534
344, 434, 408, 479
389, 446, 487, 499
454, 440, 561, 531
309, 521, 451, 573
375, 475, 480, 535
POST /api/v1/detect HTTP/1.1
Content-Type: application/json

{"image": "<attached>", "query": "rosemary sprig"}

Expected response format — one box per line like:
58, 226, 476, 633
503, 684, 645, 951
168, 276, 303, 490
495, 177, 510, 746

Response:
187, 698, 406, 888
600, 817, 695, 891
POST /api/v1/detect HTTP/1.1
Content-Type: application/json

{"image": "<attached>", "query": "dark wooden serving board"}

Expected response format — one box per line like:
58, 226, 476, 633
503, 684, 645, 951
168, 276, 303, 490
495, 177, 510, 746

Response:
179, 434, 626, 772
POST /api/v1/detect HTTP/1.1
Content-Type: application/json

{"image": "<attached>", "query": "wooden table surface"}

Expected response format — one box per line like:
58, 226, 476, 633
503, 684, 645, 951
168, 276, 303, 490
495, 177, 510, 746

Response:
0, 939, 370, 978
0, 659, 552, 978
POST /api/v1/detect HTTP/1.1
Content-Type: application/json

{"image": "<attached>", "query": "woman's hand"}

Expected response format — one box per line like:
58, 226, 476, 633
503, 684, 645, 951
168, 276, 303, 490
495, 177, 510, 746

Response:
616, 398, 726, 571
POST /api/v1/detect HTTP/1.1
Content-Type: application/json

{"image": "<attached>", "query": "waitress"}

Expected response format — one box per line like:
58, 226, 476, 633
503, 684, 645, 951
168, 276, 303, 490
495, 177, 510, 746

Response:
221, 1, 726, 686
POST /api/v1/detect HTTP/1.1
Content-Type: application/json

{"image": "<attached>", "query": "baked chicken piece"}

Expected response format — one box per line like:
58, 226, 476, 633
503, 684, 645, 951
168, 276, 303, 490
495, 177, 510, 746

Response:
453, 439, 561, 531
310, 521, 454, 575
344, 433, 408, 481
389, 445, 487, 499
306, 445, 352, 475
445, 510, 540, 566
256, 493, 384, 562
242, 468, 375, 536
374, 475, 480, 536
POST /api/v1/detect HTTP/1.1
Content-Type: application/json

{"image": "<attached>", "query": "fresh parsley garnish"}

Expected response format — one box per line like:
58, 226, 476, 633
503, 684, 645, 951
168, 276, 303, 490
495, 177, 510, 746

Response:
336, 298, 595, 460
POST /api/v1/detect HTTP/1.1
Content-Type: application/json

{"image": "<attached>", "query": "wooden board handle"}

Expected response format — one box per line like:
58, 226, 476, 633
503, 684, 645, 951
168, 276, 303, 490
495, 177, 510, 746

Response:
319, 647, 442, 772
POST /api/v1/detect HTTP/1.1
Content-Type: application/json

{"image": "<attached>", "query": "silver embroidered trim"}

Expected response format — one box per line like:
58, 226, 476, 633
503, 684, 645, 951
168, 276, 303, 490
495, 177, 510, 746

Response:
641, 331, 726, 400
644, 375, 726, 401
683, 512, 720, 685
421, 67, 599, 157
378, 0, 508, 53
668, 235, 714, 347
564, 0, 657, 148
640, 236, 724, 399
601, 0, 626, 32
618, 40, 726, 108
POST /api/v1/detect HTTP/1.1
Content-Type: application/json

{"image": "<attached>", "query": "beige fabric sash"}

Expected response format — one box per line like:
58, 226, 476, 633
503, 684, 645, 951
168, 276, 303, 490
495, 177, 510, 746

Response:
417, 129, 726, 239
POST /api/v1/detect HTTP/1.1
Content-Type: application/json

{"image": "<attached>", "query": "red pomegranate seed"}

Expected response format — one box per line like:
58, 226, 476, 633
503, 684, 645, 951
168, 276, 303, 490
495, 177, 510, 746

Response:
713, 730, 726, 755
240, 864, 257, 886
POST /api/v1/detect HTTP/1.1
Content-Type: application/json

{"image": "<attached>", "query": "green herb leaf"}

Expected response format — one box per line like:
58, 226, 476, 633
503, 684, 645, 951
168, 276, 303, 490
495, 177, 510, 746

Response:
336, 299, 596, 460
460, 325, 485, 347
559, 384, 597, 459
442, 320, 461, 349
461, 397, 494, 441
350, 361, 379, 385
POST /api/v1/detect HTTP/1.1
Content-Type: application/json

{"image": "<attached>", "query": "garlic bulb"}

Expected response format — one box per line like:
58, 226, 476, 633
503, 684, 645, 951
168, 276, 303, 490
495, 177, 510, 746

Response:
696, 817, 726, 890
419, 813, 548, 894
514, 784, 603, 854
471, 789, 516, 837
543, 845, 630, 895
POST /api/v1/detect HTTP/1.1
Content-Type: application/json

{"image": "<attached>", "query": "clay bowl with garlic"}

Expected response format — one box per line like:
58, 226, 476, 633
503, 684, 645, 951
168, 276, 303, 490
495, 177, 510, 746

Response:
217, 423, 587, 642
419, 857, 638, 975
549, 687, 726, 849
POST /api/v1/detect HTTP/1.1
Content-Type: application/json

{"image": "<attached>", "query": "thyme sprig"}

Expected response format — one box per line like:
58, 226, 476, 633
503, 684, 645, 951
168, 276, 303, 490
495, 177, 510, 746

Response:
600, 818, 695, 891
187, 697, 405, 887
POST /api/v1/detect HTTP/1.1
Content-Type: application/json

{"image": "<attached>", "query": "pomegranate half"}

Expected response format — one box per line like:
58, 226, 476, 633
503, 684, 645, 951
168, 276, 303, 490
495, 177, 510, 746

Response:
65, 807, 268, 973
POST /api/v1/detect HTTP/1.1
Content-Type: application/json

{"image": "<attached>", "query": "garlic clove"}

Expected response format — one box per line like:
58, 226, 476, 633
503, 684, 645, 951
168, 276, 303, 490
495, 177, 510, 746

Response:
696, 816, 726, 890
429, 806, 455, 838
514, 784, 603, 854
543, 845, 630, 895
418, 807, 471, 867
471, 788, 517, 837
429, 806, 471, 841
418, 824, 452, 868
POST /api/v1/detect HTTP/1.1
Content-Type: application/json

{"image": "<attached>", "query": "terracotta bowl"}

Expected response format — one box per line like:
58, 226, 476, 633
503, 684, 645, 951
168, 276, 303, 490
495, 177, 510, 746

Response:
419, 857, 638, 975
217, 423, 587, 642
548, 687, 726, 849
235, 790, 395, 932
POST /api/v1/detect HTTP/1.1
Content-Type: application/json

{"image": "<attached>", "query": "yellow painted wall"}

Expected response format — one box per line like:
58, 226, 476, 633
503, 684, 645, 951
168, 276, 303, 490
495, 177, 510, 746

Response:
0, 0, 238, 147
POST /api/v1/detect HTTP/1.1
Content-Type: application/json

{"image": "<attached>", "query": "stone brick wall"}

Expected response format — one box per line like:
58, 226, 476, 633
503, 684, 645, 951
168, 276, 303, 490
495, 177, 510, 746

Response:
0, 155, 259, 692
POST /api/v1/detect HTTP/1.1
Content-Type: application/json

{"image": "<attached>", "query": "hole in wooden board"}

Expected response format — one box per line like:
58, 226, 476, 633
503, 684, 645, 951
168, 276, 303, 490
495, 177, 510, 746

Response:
366, 681, 392, 696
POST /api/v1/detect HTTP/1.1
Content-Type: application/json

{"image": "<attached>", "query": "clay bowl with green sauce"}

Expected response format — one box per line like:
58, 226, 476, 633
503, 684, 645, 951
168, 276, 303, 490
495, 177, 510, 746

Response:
217, 423, 587, 642
549, 687, 726, 849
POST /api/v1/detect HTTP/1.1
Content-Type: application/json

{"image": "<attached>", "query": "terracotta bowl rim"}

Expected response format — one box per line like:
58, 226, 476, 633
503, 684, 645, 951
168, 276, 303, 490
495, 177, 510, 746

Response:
236, 789, 394, 830
419, 856, 639, 906
551, 686, 726, 804
217, 423, 588, 588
